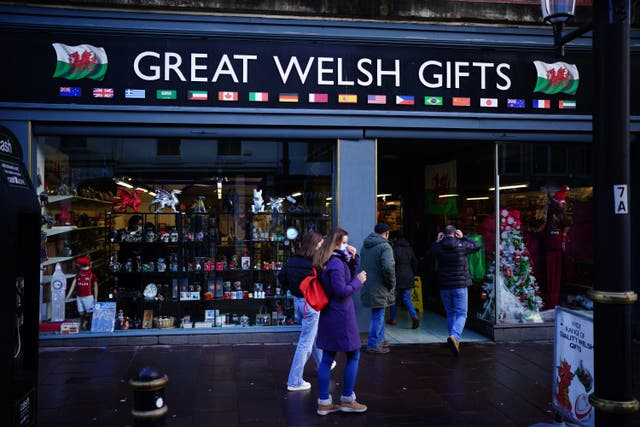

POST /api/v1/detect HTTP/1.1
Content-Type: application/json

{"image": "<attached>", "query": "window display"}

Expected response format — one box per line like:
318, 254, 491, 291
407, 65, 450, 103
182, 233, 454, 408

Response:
36, 136, 334, 333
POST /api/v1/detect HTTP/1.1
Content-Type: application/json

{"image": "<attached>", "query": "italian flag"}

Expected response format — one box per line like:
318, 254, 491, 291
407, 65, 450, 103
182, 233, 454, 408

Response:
249, 92, 268, 102
533, 60, 579, 95
52, 43, 108, 81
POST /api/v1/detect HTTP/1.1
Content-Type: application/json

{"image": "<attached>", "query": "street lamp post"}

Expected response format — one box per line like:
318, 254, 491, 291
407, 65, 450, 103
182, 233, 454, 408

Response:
542, 1, 639, 426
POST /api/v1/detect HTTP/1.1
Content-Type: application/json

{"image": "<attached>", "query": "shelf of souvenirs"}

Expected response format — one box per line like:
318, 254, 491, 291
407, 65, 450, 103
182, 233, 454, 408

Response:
110, 267, 283, 275
110, 291, 291, 303
46, 194, 113, 205
41, 248, 104, 267
44, 225, 104, 237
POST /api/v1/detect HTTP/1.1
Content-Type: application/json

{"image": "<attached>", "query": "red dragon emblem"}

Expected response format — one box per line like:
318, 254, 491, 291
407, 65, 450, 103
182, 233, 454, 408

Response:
546, 66, 571, 90
432, 173, 451, 206
68, 50, 97, 74
554, 358, 575, 413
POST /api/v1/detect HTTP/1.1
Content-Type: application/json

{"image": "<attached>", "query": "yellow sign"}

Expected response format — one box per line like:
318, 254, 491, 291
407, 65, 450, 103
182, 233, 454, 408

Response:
411, 276, 423, 313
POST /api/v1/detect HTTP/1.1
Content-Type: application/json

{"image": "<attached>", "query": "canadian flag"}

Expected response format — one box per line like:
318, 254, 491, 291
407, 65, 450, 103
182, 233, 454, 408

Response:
218, 91, 238, 101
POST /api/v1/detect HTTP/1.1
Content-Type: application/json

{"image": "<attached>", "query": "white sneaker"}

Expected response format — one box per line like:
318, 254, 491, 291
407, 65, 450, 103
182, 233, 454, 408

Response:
331, 360, 337, 371
287, 380, 311, 391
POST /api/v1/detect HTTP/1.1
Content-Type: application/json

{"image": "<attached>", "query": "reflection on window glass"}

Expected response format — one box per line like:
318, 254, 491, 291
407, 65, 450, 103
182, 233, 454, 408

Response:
550, 145, 567, 174
531, 144, 548, 174
37, 136, 334, 236
502, 143, 522, 175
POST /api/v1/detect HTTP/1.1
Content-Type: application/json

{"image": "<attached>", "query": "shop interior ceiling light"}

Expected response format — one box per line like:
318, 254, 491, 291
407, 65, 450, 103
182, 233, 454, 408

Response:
466, 196, 490, 201
438, 193, 459, 198
488, 184, 529, 191
115, 178, 134, 188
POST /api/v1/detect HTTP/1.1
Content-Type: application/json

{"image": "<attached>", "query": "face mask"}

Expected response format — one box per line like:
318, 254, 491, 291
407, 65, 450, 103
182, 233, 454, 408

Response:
339, 243, 348, 252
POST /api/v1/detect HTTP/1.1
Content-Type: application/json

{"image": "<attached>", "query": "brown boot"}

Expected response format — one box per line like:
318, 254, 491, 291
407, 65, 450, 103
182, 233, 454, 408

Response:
447, 335, 460, 357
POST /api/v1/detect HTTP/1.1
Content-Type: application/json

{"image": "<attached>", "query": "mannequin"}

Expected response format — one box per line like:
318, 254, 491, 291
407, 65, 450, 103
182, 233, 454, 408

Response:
544, 184, 569, 309
66, 256, 99, 330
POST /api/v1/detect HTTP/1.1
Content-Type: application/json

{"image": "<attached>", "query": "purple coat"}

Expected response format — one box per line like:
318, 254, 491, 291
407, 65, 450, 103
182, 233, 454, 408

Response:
316, 250, 364, 352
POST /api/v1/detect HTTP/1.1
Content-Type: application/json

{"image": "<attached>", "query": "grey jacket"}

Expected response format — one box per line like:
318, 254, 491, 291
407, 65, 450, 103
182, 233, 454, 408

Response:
360, 232, 396, 308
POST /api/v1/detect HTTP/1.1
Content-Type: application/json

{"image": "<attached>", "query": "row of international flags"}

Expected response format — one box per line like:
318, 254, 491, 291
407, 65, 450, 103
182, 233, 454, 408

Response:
59, 87, 577, 110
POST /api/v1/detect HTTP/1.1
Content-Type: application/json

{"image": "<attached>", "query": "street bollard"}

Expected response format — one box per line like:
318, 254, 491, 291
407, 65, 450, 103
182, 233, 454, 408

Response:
129, 367, 168, 427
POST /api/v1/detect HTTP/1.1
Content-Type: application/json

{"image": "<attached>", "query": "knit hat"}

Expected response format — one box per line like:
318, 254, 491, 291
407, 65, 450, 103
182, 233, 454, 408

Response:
374, 223, 390, 234
553, 184, 570, 203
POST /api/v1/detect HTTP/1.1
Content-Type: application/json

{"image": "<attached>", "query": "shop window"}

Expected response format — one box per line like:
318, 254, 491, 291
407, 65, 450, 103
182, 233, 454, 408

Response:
307, 140, 333, 162
568, 145, 592, 178
550, 145, 568, 174
35, 134, 334, 334
531, 143, 569, 176
500, 143, 522, 175
218, 139, 242, 156
157, 138, 181, 156
61, 135, 87, 149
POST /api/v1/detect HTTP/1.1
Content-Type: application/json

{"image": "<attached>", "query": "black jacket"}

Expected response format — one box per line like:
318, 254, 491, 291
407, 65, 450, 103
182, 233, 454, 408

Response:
393, 238, 418, 290
277, 255, 313, 298
426, 236, 481, 290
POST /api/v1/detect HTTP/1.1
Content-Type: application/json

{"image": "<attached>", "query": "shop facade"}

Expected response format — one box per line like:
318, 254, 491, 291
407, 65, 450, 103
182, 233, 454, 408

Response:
1, 4, 639, 344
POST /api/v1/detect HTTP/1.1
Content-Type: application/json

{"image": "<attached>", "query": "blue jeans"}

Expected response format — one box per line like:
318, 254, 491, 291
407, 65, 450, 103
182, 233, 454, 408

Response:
287, 296, 322, 388
439, 287, 468, 342
318, 349, 360, 401
389, 288, 417, 320
367, 307, 386, 349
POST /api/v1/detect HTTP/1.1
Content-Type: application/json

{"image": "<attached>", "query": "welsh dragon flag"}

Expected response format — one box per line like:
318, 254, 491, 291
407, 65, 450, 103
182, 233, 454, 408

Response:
52, 43, 108, 81
533, 60, 579, 95
425, 160, 458, 215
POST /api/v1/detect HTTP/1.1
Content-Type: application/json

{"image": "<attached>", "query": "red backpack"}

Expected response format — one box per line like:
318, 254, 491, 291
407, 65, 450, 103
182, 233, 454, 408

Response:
299, 268, 329, 312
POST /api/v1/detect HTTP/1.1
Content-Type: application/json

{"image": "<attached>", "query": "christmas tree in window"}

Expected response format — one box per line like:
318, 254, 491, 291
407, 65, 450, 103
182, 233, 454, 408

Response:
480, 209, 544, 323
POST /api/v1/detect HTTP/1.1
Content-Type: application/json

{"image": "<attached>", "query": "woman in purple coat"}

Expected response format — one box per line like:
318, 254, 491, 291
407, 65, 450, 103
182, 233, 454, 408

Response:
313, 227, 368, 415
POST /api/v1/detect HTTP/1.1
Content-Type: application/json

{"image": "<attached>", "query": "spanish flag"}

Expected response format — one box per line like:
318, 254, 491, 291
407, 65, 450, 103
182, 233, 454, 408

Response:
338, 94, 357, 104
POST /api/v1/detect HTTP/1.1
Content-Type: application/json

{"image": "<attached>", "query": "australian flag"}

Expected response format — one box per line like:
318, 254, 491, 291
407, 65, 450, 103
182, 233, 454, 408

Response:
60, 87, 81, 97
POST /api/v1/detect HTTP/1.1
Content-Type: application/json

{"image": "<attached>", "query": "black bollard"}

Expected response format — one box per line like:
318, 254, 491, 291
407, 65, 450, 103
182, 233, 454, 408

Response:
129, 367, 168, 426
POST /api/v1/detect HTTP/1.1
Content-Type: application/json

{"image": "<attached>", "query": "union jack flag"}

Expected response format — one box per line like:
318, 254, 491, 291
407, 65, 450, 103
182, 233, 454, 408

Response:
93, 88, 114, 98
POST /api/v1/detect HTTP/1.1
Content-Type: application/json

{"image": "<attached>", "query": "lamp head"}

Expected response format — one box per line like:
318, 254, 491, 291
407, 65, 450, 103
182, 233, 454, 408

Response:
541, 0, 576, 24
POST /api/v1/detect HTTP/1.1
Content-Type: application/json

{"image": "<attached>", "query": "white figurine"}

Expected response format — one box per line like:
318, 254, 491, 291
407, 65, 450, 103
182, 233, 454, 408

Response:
50, 263, 67, 322
251, 188, 265, 213
267, 197, 284, 213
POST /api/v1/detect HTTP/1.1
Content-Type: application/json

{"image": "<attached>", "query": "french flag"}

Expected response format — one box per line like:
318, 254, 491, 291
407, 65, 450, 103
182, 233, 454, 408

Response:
533, 99, 551, 109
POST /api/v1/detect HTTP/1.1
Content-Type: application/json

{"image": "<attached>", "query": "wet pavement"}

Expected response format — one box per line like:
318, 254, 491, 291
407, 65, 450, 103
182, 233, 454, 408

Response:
37, 340, 604, 427
36, 305, 640, 426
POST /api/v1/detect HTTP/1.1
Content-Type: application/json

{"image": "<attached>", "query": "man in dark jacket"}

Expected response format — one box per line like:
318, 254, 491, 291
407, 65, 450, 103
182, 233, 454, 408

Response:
360, 223, 396, 354
387, 230, 420, 329
426, 225, 481, 356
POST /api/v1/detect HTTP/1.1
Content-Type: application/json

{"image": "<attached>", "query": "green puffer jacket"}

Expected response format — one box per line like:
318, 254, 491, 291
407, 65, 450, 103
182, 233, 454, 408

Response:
360, 232, 396, 308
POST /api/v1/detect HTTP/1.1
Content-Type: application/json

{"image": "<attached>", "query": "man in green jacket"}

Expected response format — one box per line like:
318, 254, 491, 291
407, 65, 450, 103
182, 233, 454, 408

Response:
360, 223, 396, 354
